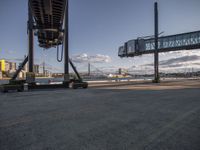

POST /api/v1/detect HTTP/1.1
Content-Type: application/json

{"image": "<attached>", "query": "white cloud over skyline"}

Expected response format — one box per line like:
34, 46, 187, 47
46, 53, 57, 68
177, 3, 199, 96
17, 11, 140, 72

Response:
1, 49, 200, 74
71, 53, 111, 63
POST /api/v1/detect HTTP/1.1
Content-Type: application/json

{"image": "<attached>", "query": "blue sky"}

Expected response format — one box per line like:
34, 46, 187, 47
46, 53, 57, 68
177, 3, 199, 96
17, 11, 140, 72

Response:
0, 0, 200, 73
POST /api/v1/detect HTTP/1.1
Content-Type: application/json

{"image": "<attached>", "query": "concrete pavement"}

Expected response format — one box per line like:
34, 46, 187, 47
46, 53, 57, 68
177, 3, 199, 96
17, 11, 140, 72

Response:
0, 80, 200, 150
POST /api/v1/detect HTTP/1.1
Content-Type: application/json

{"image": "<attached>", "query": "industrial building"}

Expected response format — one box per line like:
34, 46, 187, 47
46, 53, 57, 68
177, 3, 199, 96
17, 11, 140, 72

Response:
33, 64, 39, 74
9, 62, 17, 73
0, 59, 16, 72
0, 59, 6, 72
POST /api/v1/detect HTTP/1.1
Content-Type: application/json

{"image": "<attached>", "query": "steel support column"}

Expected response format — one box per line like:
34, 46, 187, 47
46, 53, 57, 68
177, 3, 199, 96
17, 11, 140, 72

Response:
26, 2, 35, 84
64, 0, 69, 83
154, 2, 160, 83
28, 4, 34, 73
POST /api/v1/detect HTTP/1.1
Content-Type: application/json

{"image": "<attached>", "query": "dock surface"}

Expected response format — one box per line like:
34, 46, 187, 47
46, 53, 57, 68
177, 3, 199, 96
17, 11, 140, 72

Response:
0, 79, 200, 150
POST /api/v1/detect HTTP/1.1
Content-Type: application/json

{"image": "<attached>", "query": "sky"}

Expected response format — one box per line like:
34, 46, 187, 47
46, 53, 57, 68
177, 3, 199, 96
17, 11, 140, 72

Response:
0, 0, 200, 73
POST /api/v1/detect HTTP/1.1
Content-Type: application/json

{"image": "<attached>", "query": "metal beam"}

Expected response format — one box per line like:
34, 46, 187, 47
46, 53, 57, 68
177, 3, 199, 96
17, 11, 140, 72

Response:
11, 56, 28, 80
44, 0, 52, 15
30, 0, 65, 49
28, 3, 34, 73
69, 59, 82, 81
154, 2, 159, 83
64, 0, 69, 82
119, 30, 200, 57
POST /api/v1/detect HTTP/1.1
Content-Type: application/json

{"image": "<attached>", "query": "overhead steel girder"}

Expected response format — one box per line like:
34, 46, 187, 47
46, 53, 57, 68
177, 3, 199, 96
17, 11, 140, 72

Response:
119, 30, 200, 57
29, 0, 66, 49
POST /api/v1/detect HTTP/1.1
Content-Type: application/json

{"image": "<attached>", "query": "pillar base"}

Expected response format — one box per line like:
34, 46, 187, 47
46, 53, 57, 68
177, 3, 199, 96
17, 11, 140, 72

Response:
64, 74, 70, 82
26, 72, 35, 84
63, 74, 70, 88
152, 77, 160, 83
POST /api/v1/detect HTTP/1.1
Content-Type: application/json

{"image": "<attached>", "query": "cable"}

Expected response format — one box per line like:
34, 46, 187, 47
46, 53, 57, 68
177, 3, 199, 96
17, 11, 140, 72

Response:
57, 43, 63, 62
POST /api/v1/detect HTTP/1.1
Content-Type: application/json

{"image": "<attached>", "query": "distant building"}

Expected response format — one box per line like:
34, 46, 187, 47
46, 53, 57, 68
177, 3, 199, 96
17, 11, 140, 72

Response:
0, 59, 39, 78
0, 59, 17, 72
0, 59, 6, 71
0, 71, 2, 79
22, 63, 28, 72
19, 61, 28, 72
9, 62, 16, 72
5, 61, 10, 72
19, 63, 39, 74
0, 59, 12, 72
18, 71, 26, 79
33, 64, 39, 74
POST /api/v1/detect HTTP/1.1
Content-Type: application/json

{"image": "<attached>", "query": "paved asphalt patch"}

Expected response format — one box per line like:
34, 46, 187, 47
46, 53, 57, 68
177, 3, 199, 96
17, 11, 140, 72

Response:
0, 82, 200, 150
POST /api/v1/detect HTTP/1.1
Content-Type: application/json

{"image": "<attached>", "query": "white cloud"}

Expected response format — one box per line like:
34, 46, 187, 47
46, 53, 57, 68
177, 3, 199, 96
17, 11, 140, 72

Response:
72, 53, 111, 63
120, 50, 200, 74
89, 54, 111, 63
71, 53, 89, 63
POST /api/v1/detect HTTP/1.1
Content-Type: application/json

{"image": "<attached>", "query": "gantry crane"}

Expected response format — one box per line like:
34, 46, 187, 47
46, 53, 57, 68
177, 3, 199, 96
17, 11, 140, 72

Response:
1, 0, 88, 92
